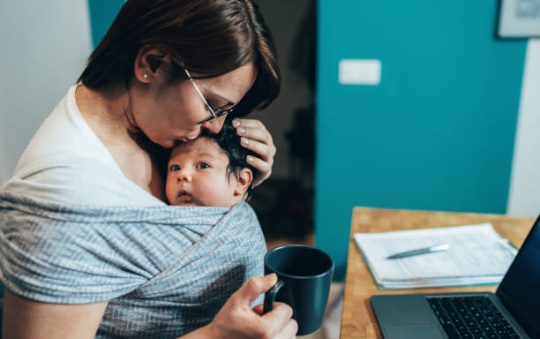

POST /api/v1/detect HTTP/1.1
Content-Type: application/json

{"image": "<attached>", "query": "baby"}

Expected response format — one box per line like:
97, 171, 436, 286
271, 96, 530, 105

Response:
165, 120, 257, 207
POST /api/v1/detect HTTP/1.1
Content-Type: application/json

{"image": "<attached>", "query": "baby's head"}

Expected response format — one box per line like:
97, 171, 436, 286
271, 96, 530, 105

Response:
166, 120, 258, 207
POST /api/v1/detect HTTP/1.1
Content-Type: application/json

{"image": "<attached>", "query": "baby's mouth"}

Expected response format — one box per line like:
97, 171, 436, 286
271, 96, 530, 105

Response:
177, 191, 193, 203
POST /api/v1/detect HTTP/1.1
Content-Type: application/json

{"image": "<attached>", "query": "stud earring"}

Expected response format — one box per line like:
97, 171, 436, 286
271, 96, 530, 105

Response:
143, 73, 148, 79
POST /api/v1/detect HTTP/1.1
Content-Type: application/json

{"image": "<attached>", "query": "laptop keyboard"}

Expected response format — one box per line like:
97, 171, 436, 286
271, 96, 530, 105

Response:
427, 295, 521, 339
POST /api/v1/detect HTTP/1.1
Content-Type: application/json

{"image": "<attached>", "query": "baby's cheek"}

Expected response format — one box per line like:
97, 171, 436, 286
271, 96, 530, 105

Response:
165, 178, 177, 203
201, 179, 225, 198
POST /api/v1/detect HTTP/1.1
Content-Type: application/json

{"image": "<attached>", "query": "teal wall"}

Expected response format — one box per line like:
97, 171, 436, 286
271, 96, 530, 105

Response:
87, 0, 124, 47
316, 0, 527, 279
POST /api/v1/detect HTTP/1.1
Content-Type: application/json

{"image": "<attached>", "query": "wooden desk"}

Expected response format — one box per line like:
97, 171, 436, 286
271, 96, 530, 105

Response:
340, 208, 535, 339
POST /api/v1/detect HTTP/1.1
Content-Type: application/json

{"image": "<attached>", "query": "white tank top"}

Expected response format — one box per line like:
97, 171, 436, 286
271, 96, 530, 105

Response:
2, 85, 164, 207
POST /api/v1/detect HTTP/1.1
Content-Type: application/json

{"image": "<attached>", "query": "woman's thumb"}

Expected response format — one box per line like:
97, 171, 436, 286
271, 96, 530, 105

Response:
235, 274, 278, 303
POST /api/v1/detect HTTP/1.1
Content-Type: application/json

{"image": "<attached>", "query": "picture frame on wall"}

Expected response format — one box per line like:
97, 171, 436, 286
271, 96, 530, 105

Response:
499, 0, 540, 37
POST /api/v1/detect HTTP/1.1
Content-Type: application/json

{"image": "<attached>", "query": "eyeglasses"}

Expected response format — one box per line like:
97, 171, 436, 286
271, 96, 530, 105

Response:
183, 68, 236, 122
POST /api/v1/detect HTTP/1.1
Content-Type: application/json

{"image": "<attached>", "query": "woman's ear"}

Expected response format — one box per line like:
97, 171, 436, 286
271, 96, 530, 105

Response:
234, 168, 253, 196
134, 46, 169, 83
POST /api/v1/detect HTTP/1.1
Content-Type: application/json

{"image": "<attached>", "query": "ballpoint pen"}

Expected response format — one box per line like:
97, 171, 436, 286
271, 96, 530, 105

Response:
386, 243, 450, 260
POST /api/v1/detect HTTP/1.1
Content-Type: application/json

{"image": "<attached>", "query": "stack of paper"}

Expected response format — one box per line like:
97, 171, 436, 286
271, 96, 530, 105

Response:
354, 223, 517, 289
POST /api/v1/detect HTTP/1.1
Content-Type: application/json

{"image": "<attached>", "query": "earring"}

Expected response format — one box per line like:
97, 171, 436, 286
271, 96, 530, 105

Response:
143, 73, 148, 79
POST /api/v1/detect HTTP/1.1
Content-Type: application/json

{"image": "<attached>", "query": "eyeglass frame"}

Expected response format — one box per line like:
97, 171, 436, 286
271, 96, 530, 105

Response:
183, 68, 237, 123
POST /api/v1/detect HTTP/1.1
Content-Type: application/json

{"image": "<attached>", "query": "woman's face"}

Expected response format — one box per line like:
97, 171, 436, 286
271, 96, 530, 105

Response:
131, 63, 256, 148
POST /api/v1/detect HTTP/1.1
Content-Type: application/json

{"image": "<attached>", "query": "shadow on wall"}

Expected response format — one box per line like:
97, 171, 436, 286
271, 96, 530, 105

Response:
250, 178, 314, 249
249, 0, 317, 249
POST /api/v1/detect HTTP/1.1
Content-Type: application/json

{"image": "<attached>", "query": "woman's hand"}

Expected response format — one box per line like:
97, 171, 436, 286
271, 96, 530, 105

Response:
190, 274, 298, 339
233, 118, 276, 187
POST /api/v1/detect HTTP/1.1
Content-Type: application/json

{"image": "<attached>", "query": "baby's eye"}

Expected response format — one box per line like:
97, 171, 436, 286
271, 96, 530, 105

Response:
169, 164, 181, 172
197, 162, 210, 169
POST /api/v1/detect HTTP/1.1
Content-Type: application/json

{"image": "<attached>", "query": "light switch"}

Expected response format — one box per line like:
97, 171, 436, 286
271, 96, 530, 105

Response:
338, 59, 381, 85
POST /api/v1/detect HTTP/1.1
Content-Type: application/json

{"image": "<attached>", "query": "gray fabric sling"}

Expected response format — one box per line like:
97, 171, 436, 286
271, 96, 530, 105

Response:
0, 193, 266, 338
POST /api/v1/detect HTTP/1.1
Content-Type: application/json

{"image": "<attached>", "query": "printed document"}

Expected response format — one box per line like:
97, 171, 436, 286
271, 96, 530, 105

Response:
354, 223, 517, 289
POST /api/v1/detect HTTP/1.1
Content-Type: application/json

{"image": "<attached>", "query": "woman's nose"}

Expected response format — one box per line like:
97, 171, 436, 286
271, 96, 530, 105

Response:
202, 115, 227, 134
186, 125, 202, 141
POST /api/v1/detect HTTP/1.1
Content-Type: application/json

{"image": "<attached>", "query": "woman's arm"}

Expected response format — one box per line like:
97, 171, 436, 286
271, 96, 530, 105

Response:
2, 277, 296, 339
2, 290, 108, 339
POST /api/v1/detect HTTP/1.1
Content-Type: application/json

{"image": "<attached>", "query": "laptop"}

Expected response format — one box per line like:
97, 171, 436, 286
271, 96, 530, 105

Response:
371, 215, 540, 339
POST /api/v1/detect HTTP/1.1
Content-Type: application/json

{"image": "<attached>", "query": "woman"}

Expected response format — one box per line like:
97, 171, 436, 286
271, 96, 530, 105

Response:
0, 0, 297, 338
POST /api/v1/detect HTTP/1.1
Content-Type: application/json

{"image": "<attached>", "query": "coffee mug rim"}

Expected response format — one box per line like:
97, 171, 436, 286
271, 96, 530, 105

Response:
264, 244, 335, 280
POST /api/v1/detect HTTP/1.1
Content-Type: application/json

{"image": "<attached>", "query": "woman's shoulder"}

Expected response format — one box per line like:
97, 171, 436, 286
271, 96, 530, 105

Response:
1, 86, 163, 206
16, 85, 118, 174
3, 152, 163, 207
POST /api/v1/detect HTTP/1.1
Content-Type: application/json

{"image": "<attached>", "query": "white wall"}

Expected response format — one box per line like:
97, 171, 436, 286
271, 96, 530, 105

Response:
0, 0, 92, 184
507, 39, 540, 216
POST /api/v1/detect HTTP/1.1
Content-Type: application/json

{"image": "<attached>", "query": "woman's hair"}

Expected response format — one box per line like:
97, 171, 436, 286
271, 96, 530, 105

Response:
78, 0, 280, 116
201, 117, 258, 198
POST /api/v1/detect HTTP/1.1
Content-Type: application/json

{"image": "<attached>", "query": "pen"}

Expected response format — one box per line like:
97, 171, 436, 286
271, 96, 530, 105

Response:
386, 243, 450, 260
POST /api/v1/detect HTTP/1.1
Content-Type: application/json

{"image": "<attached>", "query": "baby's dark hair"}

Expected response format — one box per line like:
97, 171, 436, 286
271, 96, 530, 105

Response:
201, 118, 259, 198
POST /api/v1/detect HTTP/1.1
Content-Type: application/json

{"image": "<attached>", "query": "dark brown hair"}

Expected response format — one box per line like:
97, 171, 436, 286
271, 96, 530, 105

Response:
78, 0, 280, 116
200, 117, 258, 198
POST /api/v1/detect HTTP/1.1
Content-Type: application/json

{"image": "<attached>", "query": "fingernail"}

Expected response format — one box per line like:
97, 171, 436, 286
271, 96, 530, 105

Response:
247, 156, 254, 162
241, 137, 249, 146
232, 119, 241, 127
238, 127, 246, 135
267, 273, 278, 285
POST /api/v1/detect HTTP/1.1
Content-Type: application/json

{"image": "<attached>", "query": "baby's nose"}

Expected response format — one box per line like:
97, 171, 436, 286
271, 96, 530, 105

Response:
178, 169, 192, 182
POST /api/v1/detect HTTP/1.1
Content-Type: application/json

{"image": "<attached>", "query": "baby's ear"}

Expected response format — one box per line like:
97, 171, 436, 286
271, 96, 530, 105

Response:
234, 168, 253, 196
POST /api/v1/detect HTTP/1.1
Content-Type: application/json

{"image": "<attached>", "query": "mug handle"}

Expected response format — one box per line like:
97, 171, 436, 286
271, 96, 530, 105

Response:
263, 280, 285, 314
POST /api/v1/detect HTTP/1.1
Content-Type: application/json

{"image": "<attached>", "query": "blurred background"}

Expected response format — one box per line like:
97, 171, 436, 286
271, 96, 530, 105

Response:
1, 5, 539, 334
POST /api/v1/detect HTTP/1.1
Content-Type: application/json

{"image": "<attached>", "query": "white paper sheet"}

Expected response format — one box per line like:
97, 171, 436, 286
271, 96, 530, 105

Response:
354, 223, 517, 289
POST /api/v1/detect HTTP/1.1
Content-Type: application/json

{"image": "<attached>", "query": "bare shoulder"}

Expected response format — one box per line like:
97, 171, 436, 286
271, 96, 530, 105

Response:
2, 289, 108, 339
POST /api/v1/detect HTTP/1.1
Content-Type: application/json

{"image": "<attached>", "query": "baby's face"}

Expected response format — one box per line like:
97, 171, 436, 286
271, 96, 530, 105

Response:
166, 138, 240, 207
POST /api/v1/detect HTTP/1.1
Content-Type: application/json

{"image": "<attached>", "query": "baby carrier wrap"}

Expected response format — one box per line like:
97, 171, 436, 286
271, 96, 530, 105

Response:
0, 193, 266, 338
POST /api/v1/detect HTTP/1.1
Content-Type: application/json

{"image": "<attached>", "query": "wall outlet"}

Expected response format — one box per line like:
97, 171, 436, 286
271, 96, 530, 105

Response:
338, 59, 381, 85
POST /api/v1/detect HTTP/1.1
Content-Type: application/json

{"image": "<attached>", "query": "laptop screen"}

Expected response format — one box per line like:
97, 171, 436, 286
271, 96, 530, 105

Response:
497, 214, 540, 338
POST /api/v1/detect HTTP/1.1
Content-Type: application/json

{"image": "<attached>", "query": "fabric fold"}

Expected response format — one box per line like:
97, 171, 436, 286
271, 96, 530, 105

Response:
0, 193, 266, 338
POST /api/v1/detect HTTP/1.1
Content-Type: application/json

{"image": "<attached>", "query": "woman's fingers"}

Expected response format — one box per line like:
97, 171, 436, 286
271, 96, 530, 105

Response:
236, 123, 272, 144
246, 152, 273, 182
279, 318, 299, 339
233, 118, 276, 186
252, 303, 297, 338
252, 303, 264, 315
261, 302, 297, 338
240, 133, 275, 160
205, 274, 296, 338
242, 138, 273, 164
235, 274, 278, 304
